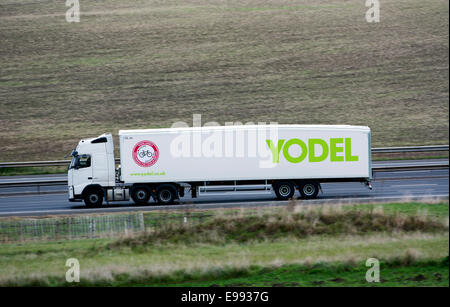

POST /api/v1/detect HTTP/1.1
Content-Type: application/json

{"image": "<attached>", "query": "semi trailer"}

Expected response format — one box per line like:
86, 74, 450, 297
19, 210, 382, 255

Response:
68, 125, 372, 207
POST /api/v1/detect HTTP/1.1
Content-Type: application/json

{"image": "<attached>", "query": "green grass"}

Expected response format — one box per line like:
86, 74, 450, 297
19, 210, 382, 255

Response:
0, 0, 448, 162
0, 166, 68, 176
0, 202, 447, 243
347, 202, 449, 219
111, 206, 448, 247
145, 259, 450, 287
0, 202, 448, 286
0, 233, 448, 286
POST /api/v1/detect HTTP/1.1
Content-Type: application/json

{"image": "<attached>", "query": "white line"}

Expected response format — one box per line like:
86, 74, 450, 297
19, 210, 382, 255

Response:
381, 170, 431, 174
391, 184, 439, 187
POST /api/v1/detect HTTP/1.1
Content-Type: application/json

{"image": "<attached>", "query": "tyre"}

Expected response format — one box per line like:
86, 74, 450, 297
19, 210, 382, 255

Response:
83, 188, 103, 208
298, 181, 319, 199
156, 185, 177, 205
131, 185, 151, 205
273, 181, 295, 200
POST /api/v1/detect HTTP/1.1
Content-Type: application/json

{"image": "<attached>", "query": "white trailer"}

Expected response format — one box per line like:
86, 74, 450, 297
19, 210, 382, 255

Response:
68, 125, 372, 207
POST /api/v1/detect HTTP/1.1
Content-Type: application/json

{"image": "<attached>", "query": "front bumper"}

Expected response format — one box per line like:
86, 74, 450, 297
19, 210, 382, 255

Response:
69, 186, 83, 202
68, 185, 75, 200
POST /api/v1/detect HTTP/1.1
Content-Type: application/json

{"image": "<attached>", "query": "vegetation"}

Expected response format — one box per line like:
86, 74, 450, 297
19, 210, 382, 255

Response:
0, 0, 448, 162
0, 202, 448, 286
0, 201, 447, 242
0, 166, 68, 177
109, 206, 448, 247
159, 258, 450, 287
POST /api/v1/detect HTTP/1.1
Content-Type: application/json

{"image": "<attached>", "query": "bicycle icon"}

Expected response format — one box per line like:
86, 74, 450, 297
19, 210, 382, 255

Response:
132, 140, 159, 167
138, 149, 154, 159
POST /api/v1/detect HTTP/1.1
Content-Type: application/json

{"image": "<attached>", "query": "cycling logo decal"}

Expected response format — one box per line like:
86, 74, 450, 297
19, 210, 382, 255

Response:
132, 140, 159, 167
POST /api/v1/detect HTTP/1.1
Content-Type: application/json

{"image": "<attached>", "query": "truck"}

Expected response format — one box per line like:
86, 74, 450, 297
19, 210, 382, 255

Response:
68, 124, 372, 207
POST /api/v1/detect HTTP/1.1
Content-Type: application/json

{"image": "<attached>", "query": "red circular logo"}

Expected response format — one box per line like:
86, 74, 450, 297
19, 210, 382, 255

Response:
132, 140, 159, 167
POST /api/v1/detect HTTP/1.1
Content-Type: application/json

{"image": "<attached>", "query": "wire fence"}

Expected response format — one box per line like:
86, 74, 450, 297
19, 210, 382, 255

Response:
0, 212, 215, 243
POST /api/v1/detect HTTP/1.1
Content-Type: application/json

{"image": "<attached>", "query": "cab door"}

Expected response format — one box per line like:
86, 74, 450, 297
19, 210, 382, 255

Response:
92, 149, 109, 186
72, 154, 93, 196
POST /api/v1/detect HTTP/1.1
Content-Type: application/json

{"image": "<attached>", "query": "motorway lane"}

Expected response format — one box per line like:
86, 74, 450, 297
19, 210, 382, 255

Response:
0, 168, 447, 217
0, 159, 448, 195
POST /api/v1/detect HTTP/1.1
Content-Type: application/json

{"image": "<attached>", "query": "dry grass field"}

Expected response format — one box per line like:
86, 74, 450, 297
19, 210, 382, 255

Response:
0, 0, 448, 161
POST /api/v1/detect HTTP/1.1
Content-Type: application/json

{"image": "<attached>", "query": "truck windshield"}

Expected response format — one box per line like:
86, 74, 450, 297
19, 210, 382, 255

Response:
69, 156, 77, 170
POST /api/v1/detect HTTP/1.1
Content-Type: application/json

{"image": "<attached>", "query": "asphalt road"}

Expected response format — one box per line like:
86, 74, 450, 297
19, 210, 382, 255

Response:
0, 160, 447, 217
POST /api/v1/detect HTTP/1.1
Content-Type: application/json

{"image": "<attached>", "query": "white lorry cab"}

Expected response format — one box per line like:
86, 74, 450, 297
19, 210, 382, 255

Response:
68, 125, 372, 207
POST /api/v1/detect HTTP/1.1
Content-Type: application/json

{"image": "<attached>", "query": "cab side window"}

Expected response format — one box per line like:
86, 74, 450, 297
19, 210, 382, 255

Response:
77, 154, 91, 169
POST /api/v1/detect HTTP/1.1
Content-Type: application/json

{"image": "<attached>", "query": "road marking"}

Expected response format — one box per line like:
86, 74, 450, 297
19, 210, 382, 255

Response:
391, 184, 438, 187
378, 170, 431, 174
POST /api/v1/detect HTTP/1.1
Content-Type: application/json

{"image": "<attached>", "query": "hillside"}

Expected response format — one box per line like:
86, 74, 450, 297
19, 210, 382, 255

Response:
0, 0, 448, 161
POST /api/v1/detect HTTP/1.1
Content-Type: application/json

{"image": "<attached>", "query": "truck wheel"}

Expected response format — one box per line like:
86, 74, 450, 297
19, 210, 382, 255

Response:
273, 181, 295, 200
83, 188, 103, 208
299, 181, 319, 199
156, 185, 177, 205
131, 186, 151, 205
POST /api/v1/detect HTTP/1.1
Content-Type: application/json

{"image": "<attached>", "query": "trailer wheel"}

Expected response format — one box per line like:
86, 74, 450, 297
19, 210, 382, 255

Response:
131, 186, 151, 205
83, 188, 103, 208
299, 181, 319, 199
273, 181, 295, 200
156, 185, 177, 205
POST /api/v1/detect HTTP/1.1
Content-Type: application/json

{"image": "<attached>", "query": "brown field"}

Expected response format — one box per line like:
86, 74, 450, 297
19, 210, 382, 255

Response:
0, 0, 448, 161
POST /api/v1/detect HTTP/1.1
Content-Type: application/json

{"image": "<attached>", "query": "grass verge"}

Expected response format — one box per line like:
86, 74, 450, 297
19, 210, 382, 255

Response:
0, 202, 447, 286
109, 205, 448, 247
0, 166, 68, 177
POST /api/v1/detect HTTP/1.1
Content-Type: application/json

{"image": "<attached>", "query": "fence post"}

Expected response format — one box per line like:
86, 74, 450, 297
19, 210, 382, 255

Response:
33, 220, 38, 241
89, 217, 96, 238
55, 219, 59, 240
124, 215, 128, 236
19, 222, 23, 241
138, 213, 145, 232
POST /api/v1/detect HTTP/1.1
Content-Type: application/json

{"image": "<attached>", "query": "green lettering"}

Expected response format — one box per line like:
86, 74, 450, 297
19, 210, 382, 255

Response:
309, 139, 329, 162
266, 139, 285, 163
345, 138, 359, 161
283, 138, 307, 163
330, 138, 344, 162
